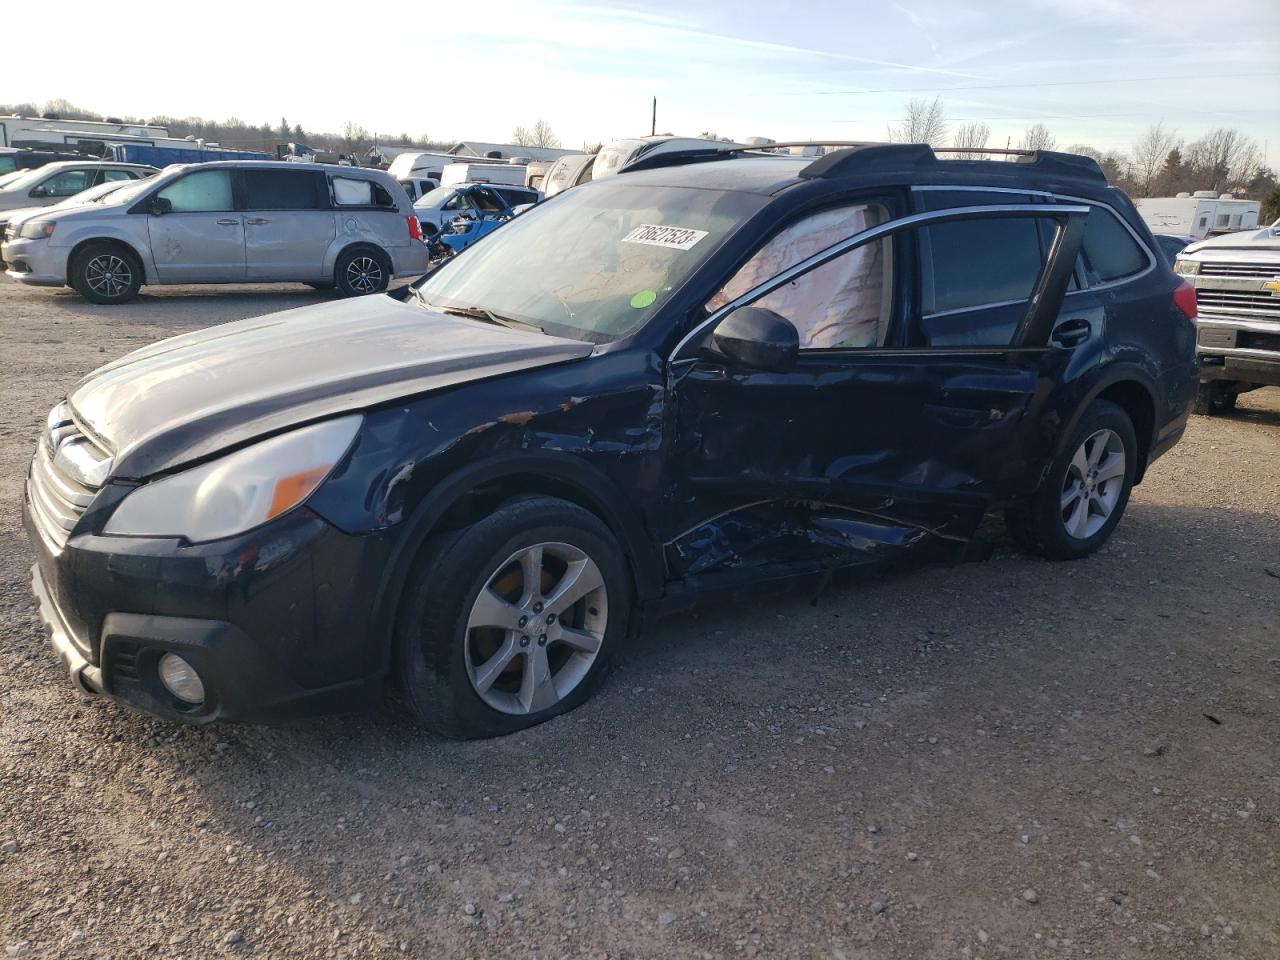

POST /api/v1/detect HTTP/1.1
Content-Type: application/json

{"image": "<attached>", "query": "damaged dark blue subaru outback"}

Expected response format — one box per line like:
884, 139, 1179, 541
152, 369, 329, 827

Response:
25, 144, 1199, 738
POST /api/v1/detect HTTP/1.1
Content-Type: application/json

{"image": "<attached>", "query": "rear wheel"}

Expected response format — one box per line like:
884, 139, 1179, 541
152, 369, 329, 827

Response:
1006, 399, 1137, 560
69, 242, 143, 304
334, 246, 391, 297
395, 496, 632, 739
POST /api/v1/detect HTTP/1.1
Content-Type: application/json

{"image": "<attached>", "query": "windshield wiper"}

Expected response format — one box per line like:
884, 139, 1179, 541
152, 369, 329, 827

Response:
432, 303, 545, 334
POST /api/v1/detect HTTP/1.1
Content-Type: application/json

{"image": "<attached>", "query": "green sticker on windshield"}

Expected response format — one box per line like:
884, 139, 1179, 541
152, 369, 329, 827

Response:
630, 290, 657, 309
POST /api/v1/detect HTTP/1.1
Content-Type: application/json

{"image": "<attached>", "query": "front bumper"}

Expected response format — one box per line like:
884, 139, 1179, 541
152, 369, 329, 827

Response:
23, 477, 394, 723
2, 237, 66, 285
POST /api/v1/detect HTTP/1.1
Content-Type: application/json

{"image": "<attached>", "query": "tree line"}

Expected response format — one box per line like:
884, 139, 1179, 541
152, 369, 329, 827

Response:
887, 97, 1276, 205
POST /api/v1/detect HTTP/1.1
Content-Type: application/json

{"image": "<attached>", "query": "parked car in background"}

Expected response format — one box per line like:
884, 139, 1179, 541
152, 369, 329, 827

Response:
0, 178, 156, 266
0, 147, 93, 175
1175, 218, 1280, 413
23, 144, 1196, 737
592, 136, 740, 179
0, 160, 157, 219
542, 153, 595, 197
0, 162, 157, 238
2, 161, 428, 303
413, 183, 540, 234
1153, 234, 1194, 266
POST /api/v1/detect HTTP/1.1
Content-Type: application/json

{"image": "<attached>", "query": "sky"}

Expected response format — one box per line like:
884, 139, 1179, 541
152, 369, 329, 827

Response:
9, 0, 1279, 167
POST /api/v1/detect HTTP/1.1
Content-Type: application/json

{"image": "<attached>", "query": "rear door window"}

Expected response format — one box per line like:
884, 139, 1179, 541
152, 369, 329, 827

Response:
331, 176, 396, 208
1079, 208, 1149, 284
157, 170, 234, 212
242, 169, 326, 210
918, 216, 1044, 315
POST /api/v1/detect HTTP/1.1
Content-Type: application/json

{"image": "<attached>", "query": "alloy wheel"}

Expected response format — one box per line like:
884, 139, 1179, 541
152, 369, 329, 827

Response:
1061, 428, 1126, 540
85, 254, 132, 299
464, 541, 608, 715
345, 256, 383, 293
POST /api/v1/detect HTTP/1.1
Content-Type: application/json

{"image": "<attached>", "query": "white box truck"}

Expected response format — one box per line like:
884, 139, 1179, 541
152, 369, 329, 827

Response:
1135, 191, 1261, 240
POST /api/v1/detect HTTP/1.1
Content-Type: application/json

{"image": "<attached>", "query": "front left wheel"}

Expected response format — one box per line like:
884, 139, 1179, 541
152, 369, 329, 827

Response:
69, 242, 143, 304
395, 497, 632, 739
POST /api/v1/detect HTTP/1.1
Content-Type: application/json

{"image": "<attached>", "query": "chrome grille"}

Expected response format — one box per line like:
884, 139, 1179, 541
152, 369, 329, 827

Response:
1197, 262, 1280, 279
1195, 289, 1280, 321
27, 402, 112, 550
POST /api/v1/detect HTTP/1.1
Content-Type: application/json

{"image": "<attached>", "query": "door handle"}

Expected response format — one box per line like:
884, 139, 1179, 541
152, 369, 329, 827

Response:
244, 217, 271, 226
216, 218, 240, 226
1051, 318, 1091, 347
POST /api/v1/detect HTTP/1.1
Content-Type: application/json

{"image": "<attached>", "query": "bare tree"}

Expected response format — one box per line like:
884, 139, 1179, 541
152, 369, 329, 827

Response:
1185, 127, 1263, 193
341, 121, 370, 154
1020, 123, 1056, 152
888, 97, 947, 147
1065, 144, 1132, 189
512, 120, 561, 149
949, 121, 990, 157
1130, 122, 1181, 196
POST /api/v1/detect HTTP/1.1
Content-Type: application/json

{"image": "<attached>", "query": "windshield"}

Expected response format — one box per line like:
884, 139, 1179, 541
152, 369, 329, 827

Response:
103, 175, 162, 206
416, 186, 456, 209
0, 167, 46, 191
416, 181, 766, 343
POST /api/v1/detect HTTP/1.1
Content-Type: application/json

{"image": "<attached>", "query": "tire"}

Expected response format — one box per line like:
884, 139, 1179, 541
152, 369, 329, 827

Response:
1193, 381, 1237, 416
334, 246, 391, 297
69, 242, 143, 304
395, 496, 632, 739
1005, 399, 1137, 560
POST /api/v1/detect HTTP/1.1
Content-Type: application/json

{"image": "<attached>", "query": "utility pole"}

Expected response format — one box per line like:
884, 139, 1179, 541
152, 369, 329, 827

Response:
651, 97, 657, 137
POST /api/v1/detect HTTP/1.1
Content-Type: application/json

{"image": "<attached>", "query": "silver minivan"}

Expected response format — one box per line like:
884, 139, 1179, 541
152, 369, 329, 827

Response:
2, 161, 430, 303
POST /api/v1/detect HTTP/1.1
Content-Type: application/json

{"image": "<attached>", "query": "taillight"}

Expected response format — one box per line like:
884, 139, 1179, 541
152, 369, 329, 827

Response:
407, 216, 422, 241
1172, 281, 1197, 319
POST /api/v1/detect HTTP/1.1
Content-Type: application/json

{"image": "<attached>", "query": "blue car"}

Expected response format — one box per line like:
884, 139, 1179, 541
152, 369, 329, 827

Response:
417, 184, 540, 254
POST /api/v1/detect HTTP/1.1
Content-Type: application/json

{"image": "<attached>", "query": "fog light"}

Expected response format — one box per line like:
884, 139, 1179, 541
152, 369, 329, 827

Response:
157, 653, 205, 705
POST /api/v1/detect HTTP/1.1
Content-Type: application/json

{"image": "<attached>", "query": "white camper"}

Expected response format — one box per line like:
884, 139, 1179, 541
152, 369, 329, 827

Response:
1135, 191, 1261, 240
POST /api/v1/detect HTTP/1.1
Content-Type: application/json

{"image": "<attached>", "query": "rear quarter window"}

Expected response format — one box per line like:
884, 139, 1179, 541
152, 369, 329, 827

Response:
331, 176, 398, 209
1081, 208, 1149, 284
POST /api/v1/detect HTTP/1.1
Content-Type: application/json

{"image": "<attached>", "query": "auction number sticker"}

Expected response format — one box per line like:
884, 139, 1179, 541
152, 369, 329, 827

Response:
622, 224, 709, 251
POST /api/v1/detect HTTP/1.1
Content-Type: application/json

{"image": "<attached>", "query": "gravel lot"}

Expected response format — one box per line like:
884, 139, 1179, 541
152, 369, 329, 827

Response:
1, 277, 1277, 960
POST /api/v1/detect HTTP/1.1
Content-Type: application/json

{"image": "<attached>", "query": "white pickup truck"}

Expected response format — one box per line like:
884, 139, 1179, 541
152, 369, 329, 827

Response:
1175, 219, 1280, 413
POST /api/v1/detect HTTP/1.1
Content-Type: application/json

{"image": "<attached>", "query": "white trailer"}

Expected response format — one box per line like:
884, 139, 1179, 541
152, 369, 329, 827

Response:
0, 115, 170, 154
1135, 191, 1260, 239
439, 162, 527, 188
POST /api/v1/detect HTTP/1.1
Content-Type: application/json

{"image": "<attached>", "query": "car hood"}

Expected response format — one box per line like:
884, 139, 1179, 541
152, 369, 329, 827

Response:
1185, 224, 1280, 255
68, 295, 594, 480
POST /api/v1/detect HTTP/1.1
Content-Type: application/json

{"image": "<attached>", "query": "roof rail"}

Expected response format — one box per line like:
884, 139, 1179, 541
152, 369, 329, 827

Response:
617, 140, 885, 176
617, 140, 1106, 183
800, 144, 1107, 183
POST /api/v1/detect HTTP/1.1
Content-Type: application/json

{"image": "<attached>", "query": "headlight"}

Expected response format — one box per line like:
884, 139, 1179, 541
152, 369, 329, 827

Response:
1174, 258, 1199, 276
104, 416, 361, 542
18, 220, 55, 240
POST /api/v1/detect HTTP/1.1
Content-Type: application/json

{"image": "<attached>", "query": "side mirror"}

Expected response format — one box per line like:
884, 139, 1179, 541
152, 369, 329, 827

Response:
147, 196, 173, 216
29, 185, 47, 198
710, 306, 799, 373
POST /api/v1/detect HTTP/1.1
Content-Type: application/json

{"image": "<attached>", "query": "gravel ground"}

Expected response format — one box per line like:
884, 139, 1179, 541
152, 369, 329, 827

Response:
1, 277, 1277, 960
